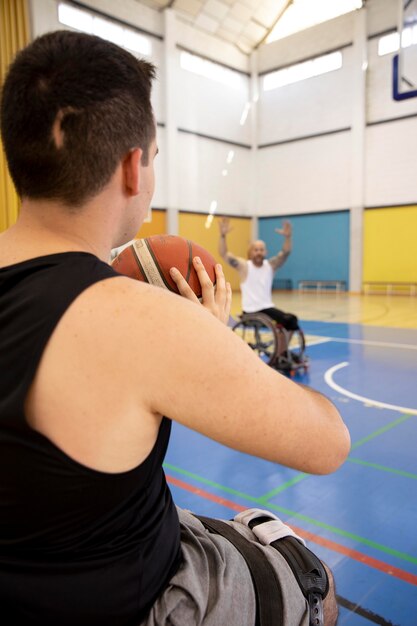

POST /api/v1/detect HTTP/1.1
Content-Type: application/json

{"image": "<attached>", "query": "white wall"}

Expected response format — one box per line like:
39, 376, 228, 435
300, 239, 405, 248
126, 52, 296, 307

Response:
149, 38, 165, 124
176, 51, 250, 145
30, 0, 162, 39
256, 132, 351, 215
366, 118, 417, 206
258, 12, 355, 74
153, 126, 167, 209
255, 0, 417, 216
29, 0, 253, 221
28, 0, 417, 234
253, 0, 417, 290
30, 0, 166, 123
365, 27, 417, 208
366, 0, 397, 36
175, 17, 248, 74
256, 17, 358, 216
258, 48, 354, 146
177, 133, 251, 214
367, 37, 417, 124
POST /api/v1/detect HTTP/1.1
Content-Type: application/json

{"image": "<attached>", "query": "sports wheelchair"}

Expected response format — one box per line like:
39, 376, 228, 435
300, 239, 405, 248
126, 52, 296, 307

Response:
232, 312, 308, 376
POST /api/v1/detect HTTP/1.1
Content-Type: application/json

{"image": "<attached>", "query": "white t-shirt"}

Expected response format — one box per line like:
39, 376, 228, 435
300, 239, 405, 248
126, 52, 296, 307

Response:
241, 260, 274, 312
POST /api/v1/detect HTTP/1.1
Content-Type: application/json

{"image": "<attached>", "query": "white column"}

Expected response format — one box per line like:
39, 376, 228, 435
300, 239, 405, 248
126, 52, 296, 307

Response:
349, 7, 368, 292
249, 50, 259, 240
164, 9, 179, 235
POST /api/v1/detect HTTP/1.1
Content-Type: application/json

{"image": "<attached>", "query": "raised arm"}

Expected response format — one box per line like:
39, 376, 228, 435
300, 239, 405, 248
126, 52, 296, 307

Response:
218, 217, 247, 280
269, 220, 292, 271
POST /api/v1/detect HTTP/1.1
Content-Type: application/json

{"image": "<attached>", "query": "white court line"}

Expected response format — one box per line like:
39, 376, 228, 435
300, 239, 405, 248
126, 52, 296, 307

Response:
324, 361, 417, 415
304, 336, 332, 347
309, 336, 417, 351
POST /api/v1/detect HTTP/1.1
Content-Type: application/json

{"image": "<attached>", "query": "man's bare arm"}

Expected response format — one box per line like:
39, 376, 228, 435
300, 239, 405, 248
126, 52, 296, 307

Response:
218, 217, 247, 279
269, 220, 292, 271
39, 268, 349, 476
120, 282, 351, 475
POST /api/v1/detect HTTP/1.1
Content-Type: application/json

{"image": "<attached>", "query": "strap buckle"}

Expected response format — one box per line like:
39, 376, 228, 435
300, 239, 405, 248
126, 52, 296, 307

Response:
308, 592, 324, 626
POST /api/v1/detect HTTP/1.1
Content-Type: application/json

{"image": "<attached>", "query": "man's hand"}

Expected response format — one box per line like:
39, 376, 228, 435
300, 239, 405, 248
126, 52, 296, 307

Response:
275, 220, 292, 238
219, 217, 233, 237
170, 258, 232, 325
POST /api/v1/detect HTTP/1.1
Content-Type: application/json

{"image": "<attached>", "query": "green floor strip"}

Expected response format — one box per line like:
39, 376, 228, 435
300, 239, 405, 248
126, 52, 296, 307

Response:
262, 502, 417, 566
351, 414, 413, 451
347, 457, 417, 480
164, 461, 417, 566
163, 462, 261, 504
258, 473, 310, 502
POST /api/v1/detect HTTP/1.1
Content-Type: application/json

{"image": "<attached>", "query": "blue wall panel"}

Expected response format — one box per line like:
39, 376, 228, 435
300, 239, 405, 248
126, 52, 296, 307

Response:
258, 211, 350, 289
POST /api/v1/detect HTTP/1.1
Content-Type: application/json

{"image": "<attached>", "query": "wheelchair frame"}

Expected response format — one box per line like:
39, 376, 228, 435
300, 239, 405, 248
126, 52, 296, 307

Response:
232, 312, 308, 376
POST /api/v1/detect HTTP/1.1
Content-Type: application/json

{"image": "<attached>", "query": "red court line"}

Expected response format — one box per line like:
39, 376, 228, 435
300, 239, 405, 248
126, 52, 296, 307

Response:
167, 474, 417, 587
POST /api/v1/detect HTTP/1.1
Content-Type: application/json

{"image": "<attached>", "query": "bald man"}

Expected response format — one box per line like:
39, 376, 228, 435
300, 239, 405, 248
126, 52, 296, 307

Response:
218, 218, 299, 332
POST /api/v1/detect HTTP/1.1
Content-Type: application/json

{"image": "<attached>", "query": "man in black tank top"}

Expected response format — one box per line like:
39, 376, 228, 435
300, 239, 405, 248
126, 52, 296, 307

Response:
0, 31, 348, 625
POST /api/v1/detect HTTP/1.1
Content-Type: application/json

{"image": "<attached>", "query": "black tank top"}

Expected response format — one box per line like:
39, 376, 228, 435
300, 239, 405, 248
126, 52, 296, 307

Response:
0, 252, 181, 625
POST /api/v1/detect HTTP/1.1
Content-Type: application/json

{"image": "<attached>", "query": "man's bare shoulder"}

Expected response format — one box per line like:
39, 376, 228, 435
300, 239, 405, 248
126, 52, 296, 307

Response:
65, 274, 218, 345
44, 272, 349, 475
69, 274, 189, 325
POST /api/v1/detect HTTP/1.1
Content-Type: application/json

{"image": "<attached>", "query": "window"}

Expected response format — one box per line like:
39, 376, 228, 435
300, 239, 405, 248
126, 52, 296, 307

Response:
180, 51, 242, 88
58, 3, 152, 56
378, 33, 400, 57
378, 26, 417, 56
263, 51, 343, 91
58, 3, 93, 33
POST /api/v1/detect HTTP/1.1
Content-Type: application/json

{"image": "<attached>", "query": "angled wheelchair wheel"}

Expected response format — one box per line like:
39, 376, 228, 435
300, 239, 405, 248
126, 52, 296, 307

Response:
288, 329, 308, 367
232, 313, 279, 366
276, 328, 308, 375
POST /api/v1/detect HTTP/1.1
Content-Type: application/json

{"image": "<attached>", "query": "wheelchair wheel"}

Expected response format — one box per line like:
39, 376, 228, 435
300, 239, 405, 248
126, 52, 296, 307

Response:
288, 329, 307, 367
232, 314, 279, 366
276, 328, 308, 375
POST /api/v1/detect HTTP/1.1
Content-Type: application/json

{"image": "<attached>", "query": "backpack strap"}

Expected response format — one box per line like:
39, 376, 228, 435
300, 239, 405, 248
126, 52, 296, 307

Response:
196, 515, 283, 626
249, 517, 329, 626
196, 514, 329, 626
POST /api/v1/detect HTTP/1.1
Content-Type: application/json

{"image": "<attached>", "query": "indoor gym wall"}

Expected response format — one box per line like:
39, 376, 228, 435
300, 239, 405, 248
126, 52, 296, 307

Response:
363, 205, 417, 284
259, 211, 350, 290
179, 212, 252, 291
136, 209, 167, 240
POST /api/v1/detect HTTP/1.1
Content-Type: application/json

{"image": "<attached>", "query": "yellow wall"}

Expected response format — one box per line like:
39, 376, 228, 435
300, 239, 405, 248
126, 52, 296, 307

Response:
135, 209, 166, 238
0, 0, 30, 232
363, 205, 417, 283
178, 212, 252, 291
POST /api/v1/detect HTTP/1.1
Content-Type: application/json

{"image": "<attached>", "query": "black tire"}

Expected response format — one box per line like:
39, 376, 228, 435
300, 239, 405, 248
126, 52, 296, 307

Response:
288, 329, 307, 365
232, 314, 279, 366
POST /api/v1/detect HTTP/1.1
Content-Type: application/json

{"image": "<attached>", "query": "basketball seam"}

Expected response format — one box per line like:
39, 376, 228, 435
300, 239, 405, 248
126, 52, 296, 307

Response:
185, 240, 192, 283
131, 245, 150, 284
143, 239, 175, 291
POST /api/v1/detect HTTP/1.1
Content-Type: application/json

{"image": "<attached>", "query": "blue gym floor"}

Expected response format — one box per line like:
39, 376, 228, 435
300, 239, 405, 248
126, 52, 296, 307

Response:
164, 317, 417, 625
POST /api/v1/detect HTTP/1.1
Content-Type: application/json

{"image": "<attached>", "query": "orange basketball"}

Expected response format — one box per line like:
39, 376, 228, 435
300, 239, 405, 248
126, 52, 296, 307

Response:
112, 235, 217, 298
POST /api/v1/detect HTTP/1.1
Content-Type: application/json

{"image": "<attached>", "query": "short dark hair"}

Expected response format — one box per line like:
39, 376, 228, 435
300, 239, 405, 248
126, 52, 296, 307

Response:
0, 30, 156, 206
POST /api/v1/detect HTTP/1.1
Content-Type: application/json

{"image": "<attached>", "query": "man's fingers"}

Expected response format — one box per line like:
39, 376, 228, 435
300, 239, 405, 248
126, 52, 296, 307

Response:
193, 257, 215, 304
225, 282, 232, 320
214, 262, 226, 293
170, 267, 199, 303
171, 259, 230, 324
214, 265, 232, 324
